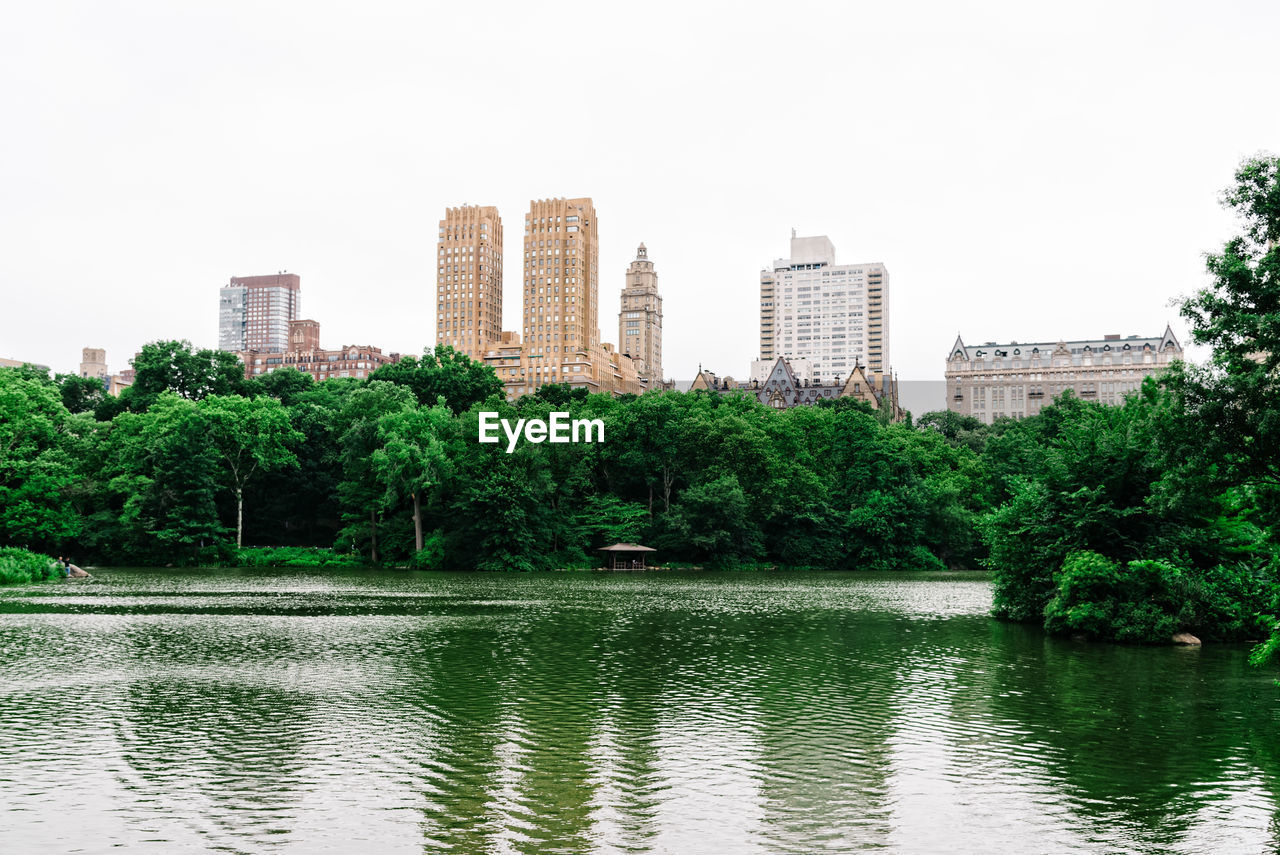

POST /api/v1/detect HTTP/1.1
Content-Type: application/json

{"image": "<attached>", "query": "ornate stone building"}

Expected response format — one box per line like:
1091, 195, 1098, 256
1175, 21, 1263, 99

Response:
689, 356, 903, 420
945, 326, 1183, 423
436, 205, 503, 360
618, 243, 663, 383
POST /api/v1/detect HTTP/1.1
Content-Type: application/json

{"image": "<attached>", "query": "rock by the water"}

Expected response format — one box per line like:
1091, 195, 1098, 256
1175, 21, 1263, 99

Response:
1171, 632, 1202, 645
68, 564, 90, 578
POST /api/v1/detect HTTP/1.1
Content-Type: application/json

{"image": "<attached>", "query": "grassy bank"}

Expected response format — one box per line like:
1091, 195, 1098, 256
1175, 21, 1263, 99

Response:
234, 546, 367, 569
0, 547, 64, 585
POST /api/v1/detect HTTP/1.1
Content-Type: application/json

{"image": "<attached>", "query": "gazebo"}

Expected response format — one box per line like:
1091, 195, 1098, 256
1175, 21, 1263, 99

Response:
598, 543, 657, 570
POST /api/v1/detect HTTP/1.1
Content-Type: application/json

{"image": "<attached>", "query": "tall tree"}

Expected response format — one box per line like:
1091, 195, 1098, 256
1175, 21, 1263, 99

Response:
0, 369, 82, 548
373, 403, 455, 553
198, 395, 303, 547
335, 381, 416, 561
1178, 154, 1280, 492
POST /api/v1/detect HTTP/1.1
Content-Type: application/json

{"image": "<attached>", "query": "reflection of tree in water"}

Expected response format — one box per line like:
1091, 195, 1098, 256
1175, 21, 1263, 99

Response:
432, 580, 906, 853
746, 608, 899, 850
982, 621, 1280, 849
115, 640, 314, 850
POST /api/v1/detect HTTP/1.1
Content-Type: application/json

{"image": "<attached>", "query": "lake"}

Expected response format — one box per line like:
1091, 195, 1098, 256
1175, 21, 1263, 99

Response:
1, 569, 1277, 854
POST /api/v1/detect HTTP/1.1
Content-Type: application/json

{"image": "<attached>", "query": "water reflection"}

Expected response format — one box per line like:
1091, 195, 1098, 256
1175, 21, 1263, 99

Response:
0, 570, 1277, 853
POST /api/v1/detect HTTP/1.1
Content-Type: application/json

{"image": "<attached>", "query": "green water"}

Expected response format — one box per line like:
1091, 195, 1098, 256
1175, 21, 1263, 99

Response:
0, 569, 1277, 853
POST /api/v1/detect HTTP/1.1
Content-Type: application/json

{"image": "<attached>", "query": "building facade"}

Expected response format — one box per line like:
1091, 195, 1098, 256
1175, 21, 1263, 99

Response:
238, 319, 398, 382
945, 327, 1183, 423
436, 205, 504, 360
77, 347, 132, 395
0, 357, 52, 374
618, 243, 663, 383
760, 233, 888, 381
690, 356, 903, 420
218, 273, 301, 354
481, 197, 645, 399
80, 348, 107, 381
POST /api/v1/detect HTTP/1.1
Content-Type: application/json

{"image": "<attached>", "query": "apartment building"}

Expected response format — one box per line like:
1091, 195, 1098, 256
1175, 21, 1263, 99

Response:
945, 326, 1183, 423
436, 205, 503, 360
760, 232, 888, 381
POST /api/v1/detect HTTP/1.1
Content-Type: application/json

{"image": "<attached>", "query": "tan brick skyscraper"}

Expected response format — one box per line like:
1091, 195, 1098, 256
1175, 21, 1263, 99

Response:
483, 196, 643, 398
437, 205, 503, 359
521, 197, 599, 384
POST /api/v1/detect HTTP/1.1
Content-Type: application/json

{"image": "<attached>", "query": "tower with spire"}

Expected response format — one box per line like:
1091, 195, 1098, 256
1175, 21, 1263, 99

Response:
618, 242, 663, 383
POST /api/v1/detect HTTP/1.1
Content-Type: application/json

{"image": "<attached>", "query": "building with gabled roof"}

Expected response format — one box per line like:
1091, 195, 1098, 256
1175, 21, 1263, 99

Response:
945, 325, 1183, 423
688, 356, 903, 420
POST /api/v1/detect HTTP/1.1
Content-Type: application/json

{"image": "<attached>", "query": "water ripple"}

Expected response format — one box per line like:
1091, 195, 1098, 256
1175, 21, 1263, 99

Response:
0, 568, 1277, 853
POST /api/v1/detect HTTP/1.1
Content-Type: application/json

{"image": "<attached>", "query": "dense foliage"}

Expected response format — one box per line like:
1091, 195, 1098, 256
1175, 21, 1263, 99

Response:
0, 547, 63, 585
1, 158, 1278, 652
0, 342, 991, 573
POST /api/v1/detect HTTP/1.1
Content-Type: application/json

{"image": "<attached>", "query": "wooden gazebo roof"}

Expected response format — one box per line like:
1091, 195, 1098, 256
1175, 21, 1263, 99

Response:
598, 543, 657, 569
597, 543, 657, 553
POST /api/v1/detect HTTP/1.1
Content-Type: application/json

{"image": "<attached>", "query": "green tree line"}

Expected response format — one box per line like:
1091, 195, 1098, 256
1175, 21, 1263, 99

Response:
1, 157, 1277, 655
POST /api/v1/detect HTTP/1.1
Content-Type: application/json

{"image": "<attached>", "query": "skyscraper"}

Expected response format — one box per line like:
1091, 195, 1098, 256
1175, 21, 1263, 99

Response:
524, 197, 599, 360
759, 234, 888, 380
482, 196, 644, 398
436, 205, 503, 360
218, 273, 301, 353
618, 243, 663, 383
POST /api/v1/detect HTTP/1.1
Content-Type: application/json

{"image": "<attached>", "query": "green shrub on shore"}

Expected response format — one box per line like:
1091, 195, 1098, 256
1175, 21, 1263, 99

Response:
1041, 550, 1276, 643
235, 546, 366, 568
0, 547, 63, 585
1044, 552, 1185, 643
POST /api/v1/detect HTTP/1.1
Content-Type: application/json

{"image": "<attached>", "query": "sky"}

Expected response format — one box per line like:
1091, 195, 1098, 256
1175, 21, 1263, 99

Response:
2, 0, 1277, 396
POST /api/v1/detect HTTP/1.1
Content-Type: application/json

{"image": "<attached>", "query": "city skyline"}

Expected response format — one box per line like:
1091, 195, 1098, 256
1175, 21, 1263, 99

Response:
4, 2, 1274, 383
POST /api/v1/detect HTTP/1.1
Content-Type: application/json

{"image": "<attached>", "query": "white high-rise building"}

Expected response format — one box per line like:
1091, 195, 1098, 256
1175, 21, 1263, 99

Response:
759, 233, 888, 381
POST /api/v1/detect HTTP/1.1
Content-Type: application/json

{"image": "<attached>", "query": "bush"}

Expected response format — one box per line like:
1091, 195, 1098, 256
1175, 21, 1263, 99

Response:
1043, 550, 1277, 643
1044, 552, 1185, 643
0, 547, 63, 585
1183, 561, 1276, 641
234, 546, 366, 568
405, 533, 446, 571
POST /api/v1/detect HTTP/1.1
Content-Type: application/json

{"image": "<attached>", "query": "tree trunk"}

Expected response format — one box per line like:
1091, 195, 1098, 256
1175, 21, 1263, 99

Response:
370, 508, 379, 562
236, 488, 244, 548
412, 492, 423, 553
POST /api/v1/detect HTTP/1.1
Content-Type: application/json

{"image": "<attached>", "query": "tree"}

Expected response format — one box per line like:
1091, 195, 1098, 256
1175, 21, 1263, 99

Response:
368, 345, 503, 413
57, 374, 107, 414
334, 381, 417, 561
0, 369, 82, 548
98, 395, 229, 563
247, 366, 315, 406
119, 340, 247, 412
373, 403, 455, 553
1178, 154, 1280, 492
198, 395, 302, 548
655, 474, 761, 564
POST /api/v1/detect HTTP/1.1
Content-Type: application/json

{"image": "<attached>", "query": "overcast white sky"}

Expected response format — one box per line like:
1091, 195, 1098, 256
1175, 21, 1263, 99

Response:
2, 0, 1276, 388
